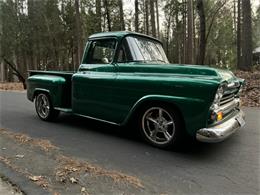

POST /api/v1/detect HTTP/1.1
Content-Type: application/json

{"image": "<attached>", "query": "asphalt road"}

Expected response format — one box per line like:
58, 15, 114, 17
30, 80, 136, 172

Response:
0, 91, 259, 194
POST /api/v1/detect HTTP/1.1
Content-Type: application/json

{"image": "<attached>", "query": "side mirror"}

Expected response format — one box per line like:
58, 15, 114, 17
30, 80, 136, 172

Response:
101, 57, 109, 64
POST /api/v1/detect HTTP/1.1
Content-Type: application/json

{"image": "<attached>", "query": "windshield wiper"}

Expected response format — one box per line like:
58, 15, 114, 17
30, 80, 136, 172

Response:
125, 60, 148, 63
125, 60, 167, 64
145, 59, 167, 64
153, 60, 167, 63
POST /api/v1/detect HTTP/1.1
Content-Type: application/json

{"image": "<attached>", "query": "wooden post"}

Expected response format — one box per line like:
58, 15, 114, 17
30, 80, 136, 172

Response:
0, 60, 4, 82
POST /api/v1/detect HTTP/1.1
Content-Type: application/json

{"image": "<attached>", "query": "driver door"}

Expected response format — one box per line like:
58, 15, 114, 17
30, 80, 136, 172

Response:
72, 38, 118, 122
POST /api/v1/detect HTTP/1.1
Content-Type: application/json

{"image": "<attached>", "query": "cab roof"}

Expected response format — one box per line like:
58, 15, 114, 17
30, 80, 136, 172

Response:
88, 31, 162, 43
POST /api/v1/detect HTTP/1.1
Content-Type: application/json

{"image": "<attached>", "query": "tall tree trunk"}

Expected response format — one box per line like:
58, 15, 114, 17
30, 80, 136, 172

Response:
166, 14, 172, 57
96, 0, 101, 32
150, 0, 156, 37
187, 0, 194, 64
237, 0, 241, 68
118, 0, 125, 30
182, 0, 187, 63
193, 4, 196, 64
205, 1, 228, 43
0, 2, 5, 81
0, 61, 5, 82
74, 0, 82, 68
176, 9, 181, 63
233, 0, 237, 32
145, 0, 149, 34
27, 0, 36, 70
241, 0, 252, 70
104, 0, 111, 31
155, 0, 160, 37
135, 0, 139, 32
196, 0, 206, 65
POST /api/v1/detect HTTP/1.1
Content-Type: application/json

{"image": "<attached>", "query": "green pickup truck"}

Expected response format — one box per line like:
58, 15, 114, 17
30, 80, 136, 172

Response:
27, 31, 245, 148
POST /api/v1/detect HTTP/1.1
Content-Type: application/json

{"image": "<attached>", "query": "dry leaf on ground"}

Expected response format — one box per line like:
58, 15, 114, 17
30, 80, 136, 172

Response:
15, 154, 24, 158
0, 82, 24, 91
69, 177, 77, 184
29, 175, 43, 181
235, 71, 260, 107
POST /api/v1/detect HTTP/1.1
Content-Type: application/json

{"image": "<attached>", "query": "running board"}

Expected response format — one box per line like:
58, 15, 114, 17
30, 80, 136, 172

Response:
54, 107, 72, 113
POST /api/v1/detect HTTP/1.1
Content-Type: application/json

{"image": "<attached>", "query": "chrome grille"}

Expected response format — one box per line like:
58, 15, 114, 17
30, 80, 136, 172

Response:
220, 93, 235, 106
219, 85, 240, 106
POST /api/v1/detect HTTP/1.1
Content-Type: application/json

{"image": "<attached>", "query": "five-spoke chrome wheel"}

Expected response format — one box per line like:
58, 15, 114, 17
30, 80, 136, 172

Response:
36, 94, 50, 119
138, 105, 182, 148
35, 93, 59, 121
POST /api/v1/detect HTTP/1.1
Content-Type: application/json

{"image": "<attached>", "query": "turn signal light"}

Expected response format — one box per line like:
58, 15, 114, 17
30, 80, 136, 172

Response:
217, 112, 223, 121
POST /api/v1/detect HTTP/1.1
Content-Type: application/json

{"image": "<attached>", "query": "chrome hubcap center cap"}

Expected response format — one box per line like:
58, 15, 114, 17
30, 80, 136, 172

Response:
156, 118, 167, 132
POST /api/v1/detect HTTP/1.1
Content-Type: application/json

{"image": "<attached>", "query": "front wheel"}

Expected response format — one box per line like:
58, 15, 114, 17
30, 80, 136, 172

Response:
138, 105, 182, 148
35, 93, 59, 121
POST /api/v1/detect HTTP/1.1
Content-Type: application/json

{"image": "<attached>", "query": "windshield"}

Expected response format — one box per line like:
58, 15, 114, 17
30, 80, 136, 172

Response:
126, 36, 169, 64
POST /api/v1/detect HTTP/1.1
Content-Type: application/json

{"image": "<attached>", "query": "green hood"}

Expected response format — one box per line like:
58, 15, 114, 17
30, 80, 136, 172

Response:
117, 63, 239, 84
80, 62, 242, 85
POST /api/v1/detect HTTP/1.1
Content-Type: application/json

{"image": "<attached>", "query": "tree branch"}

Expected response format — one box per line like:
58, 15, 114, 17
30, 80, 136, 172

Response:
2, 57, 27, 89
205, 0, 228, 43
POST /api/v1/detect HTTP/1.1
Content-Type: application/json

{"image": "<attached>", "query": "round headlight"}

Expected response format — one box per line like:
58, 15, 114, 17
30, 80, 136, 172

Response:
216, 86, 224, 102
211, 86, 224, 109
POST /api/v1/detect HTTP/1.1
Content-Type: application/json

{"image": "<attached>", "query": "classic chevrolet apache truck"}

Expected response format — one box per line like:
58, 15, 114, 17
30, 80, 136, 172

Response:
27, 31, 245, 148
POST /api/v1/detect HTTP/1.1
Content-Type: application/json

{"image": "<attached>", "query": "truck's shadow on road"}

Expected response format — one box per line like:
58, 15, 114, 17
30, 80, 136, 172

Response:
56, 113, 232, 159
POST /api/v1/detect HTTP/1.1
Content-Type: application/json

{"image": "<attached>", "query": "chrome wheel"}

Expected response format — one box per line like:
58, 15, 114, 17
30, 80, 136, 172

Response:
142, 107, 175, 145
36, 94, 50, 119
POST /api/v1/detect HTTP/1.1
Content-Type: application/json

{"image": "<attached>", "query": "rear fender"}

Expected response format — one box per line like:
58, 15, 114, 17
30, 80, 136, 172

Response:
27, 75, 66, 107
32, 88, 50, 101
31, 88, 62, 107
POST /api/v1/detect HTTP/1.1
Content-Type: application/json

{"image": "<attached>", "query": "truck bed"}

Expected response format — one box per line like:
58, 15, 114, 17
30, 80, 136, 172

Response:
28, 70, 75, 77
28, 70, 75, 109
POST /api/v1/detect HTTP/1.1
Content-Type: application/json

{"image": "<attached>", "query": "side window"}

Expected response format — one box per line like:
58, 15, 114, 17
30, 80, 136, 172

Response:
117, 38, 132, 63
117, 46, 126, 63
87, 39, 116, 64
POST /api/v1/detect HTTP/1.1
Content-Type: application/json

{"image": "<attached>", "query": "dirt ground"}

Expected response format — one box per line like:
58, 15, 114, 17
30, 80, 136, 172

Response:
0, 83, 24, 91
1, 70, 259, 107
234, 71, 260, 107
0, 178, 23, 195
0, 128, 145, 195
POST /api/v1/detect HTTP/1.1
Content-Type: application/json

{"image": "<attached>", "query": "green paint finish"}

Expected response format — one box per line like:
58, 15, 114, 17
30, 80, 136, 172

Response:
72, 63, 226, 136
28, 74, 66, 83
27, 31, 243, 137
27, 73, 73, 108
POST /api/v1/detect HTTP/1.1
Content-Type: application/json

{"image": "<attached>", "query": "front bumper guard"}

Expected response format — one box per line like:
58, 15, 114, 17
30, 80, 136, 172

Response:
196, 110, 245, 143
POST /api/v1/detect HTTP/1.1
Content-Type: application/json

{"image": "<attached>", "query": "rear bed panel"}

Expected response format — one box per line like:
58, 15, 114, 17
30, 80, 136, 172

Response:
27, 71, 74, 108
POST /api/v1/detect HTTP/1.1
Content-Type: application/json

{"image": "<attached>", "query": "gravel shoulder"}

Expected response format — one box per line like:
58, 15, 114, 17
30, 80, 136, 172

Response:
0, 177, 23, 195
0, 128, 146, 195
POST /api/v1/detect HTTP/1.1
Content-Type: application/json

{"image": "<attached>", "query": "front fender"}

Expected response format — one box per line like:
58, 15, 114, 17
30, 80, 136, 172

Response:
123, 95, 210, 136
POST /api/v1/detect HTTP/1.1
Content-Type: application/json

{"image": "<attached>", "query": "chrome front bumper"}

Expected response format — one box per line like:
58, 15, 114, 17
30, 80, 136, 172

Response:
196, 110, 245, 143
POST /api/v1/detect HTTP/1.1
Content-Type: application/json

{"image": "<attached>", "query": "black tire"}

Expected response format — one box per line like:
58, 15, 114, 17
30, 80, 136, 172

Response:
35, 93, 60, 121
137, 104, 183, 148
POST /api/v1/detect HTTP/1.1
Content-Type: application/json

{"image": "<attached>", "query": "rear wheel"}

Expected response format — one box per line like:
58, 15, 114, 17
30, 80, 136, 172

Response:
138, 105, 182, 148
35, 93, 59, 121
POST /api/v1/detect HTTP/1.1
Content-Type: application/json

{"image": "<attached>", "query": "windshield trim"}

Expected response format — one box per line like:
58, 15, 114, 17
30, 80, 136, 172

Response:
124, 35, 169, 64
